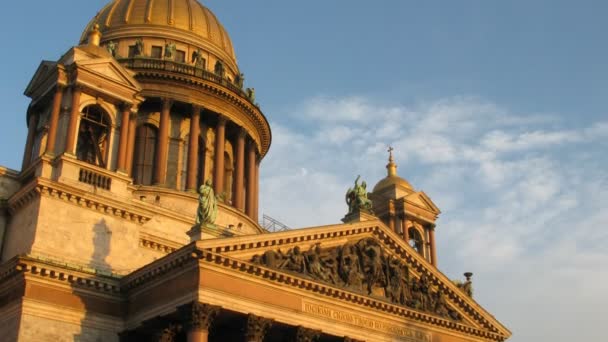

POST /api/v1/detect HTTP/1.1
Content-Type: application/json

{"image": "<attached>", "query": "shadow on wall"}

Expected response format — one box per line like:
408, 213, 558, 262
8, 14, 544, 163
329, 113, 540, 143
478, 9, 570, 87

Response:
73, 218, 118, 341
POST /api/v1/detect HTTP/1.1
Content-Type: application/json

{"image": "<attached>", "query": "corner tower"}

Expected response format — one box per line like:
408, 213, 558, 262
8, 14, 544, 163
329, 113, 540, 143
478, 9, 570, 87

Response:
370, 149, 441, 266
2, 0, 271, 273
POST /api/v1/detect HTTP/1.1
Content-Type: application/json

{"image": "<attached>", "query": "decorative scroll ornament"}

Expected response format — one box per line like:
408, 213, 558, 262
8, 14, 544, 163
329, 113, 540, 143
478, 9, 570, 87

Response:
252, 238, 462, 321
246, 314, 273, 341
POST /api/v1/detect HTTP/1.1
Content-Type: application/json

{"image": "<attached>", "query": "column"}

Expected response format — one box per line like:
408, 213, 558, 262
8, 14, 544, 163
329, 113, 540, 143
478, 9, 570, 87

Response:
402, 215, 409, 242
213, 116, 226, 195
22, 111, 39, 170
186, 105, 201, 191
245, 141, 256, 218
253, 158, 260, 222
116, 104, 131, 172
154, 98, 172, 185
45, 85, 64, 155
429, 226, 437, 267
295, 326, 321, 342
234, 129, 246, 210
245, 314, 273, 342
64, 85, 82, 155
125, 112, 137, 175
179, 302, 220, 342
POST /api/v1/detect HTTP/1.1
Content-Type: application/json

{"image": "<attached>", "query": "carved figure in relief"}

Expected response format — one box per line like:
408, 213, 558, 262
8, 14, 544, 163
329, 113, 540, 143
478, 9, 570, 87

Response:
358, 238, 386, 294
345, 175, 373, 214
338, 244, 362, 289
249, 237, 463, 322
305, 243, 337, 284
196, 180, 217, 225
279, 246, 307, 273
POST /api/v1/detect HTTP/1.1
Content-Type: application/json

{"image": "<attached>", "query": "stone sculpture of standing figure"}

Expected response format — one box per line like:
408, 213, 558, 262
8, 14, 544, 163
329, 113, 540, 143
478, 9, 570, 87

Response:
196, 180, 217, 226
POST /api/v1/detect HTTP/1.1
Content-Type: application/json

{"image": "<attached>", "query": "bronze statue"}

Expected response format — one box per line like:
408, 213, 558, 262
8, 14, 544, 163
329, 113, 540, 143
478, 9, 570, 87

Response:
164, 42, 176, 60
345, 176, 373, 214
246, 87, 256, 102
192, 49, 205, 68
196, 180, 217, 226
134, 38, 144, 56
106, 40, 117, 57
235, 73, 245, 89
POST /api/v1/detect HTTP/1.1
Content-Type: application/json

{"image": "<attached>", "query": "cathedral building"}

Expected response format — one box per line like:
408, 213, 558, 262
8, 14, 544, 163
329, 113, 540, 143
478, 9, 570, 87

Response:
0, 1, 510, 341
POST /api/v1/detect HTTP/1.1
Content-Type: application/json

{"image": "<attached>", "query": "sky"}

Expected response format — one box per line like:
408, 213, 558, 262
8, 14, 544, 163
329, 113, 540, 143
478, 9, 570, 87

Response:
1, 1, 607, 341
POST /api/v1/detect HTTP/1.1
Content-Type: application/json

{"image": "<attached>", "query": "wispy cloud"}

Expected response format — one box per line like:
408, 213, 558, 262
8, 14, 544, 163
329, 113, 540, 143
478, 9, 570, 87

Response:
260, 95, 608, 342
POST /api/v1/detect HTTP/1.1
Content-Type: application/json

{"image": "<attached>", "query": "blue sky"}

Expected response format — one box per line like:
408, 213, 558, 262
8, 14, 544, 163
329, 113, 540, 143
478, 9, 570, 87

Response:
1, 1, 607, 341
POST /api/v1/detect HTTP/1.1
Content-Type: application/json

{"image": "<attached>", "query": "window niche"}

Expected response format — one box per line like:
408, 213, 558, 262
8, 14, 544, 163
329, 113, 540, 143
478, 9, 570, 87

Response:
408, 227, 424, 255
132, 124, 158, 185
76, 105, 111, 168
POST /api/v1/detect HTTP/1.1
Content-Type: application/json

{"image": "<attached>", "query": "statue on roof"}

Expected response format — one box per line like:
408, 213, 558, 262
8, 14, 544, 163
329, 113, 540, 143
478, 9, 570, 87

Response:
345, 175, 373, 214
164, 42, 176, 60
106, 41, 117, 57
196, 179, 217, 226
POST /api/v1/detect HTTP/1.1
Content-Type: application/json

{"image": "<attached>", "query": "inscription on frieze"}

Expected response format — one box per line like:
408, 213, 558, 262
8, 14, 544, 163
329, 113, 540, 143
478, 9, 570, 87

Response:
303, 302, 431, 342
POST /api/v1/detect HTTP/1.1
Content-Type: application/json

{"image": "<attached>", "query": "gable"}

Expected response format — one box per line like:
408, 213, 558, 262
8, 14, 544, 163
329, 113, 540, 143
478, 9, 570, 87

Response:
195, 221, 510, 340
405, 191, 441, 214
24, 61, 64, 98
76, 58, 141, 91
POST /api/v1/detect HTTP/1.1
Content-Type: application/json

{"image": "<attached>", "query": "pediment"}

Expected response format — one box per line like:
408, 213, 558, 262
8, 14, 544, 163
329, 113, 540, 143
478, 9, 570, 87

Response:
75, 58, 141, 91
195, 221, 509, 339
405, 191, 441, 214
24, 61, 61, 98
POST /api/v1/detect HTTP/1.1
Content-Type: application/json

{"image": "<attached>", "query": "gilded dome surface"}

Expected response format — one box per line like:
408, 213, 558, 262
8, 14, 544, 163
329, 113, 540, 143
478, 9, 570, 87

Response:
81, 0, 237, 67
373, 151, 414, 193
373, 175, 413, 193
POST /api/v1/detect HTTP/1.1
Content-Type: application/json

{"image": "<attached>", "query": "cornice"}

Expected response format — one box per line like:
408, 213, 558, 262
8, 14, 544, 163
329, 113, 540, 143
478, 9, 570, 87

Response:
0, 255, 122, 295
8, 178, 151, 225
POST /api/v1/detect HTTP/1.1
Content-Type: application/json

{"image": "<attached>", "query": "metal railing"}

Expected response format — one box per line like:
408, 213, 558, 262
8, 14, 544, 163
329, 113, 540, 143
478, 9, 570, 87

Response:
117, 57, 255, 106
260, 214, 291, 233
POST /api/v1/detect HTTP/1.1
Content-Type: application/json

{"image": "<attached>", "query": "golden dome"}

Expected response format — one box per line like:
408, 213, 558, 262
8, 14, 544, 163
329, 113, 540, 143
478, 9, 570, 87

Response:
81, 0, 237, 68
372, 148, 414, 193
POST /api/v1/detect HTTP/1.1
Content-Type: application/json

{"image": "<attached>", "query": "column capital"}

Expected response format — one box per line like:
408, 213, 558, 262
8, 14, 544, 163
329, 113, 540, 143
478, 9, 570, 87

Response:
246, 314, 273, 342
238, 127, 248, 138
217, 114, 227, 125
191, 104, 202, 113
295, 326, 321, 342
178, 302, 220, 331
161, 97, 174, 109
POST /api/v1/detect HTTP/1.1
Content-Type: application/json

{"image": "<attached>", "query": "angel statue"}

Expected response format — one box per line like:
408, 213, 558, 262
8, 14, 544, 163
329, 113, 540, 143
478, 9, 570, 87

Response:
196, 180, 218, 226
345, 175, 373, 214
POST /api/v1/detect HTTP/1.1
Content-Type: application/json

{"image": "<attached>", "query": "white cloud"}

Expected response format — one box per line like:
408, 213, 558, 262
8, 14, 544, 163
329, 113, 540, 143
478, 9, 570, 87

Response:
261, 95, 607, 342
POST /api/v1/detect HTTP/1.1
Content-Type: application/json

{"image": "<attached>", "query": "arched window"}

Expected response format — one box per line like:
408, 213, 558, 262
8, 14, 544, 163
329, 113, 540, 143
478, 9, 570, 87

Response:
133, 124, 157, 185
76, 105, 110, 167
408, 228, 424, 255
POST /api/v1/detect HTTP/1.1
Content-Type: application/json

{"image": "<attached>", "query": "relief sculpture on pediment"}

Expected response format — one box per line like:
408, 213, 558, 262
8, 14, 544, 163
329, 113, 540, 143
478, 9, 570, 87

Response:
252, 238, 462, 321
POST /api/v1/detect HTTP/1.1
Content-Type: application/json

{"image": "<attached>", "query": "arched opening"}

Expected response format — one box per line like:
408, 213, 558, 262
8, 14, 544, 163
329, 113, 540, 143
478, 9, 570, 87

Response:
223, 151, 233, 204
132, 124, 158, 185
76, 105, 110, 167
408, 228, 424, 255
